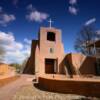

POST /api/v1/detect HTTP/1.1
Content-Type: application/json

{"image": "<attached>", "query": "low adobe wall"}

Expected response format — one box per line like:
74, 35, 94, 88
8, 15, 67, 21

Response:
39, 76, 100, 97
0, 63, 16, 75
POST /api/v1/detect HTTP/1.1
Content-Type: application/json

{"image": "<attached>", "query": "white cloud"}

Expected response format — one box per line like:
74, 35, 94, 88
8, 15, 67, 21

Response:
68, 0, 79, 15
0, 31, 14, 43
26, 4, 49, 22
26, 11, 49, 22
69, 0, 77, 5
24, 38, 31, 44
0, 7, 16, 27
68, 6, 78, 15
0, 31, 31, 64
85, 18, 96, 26
0, 13, 16, 27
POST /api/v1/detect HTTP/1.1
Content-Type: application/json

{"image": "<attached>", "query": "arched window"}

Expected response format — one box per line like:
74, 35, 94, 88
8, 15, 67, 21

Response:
47, 32, 55, 41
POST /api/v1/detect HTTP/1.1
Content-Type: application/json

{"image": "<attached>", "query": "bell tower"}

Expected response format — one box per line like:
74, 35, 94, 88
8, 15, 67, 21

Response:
38, 26, 64, 74
23, 19, 65, 75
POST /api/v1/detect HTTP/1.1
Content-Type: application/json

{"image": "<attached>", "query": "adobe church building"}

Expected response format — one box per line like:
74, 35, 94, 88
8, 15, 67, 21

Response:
24, 27, 64, 75
23, 26, 98, 77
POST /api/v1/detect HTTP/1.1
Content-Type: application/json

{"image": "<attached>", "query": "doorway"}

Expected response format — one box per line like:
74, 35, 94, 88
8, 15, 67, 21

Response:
45, 59, 57, 74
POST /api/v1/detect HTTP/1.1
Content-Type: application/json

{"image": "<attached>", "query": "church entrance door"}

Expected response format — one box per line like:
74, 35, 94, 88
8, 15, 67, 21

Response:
45, 59, 57, 74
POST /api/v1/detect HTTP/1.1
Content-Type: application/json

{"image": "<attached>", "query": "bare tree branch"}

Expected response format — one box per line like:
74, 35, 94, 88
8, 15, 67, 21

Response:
74, 25, 97, 55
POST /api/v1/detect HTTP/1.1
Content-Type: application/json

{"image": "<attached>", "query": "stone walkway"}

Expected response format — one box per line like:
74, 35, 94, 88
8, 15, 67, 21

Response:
0, 74, 34, 100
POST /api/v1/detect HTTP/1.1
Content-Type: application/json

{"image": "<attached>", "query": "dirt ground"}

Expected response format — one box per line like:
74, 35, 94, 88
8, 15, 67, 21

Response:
0, 75, 20, 87
0, 74, 34, 100
0, 74, 100, 100
13, 85, 89, 100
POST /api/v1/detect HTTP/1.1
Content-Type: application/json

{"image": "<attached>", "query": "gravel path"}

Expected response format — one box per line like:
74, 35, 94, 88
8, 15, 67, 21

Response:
0, 74, 34, 100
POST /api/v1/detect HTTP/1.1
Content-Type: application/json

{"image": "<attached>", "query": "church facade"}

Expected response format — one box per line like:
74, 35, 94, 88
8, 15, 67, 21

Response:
24, 26, 98, 77
23, 27, 64, 75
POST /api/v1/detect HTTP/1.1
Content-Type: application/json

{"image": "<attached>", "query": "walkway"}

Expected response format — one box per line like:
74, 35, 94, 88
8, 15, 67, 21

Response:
0, 74, 34, 100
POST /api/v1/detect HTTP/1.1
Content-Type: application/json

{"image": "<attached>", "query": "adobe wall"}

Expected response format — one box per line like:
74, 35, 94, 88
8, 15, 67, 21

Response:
0, 63, 16, 77
0, 64, 9, 75
64, 53, 96, 76
23, 40, 38, 74
35, 44, 40, 75
38, 77, 100, 97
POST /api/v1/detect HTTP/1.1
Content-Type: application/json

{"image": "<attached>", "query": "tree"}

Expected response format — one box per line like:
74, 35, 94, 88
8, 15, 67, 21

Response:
10, 63, 21, 73
74, 25, 97, 55
10, 57, 29, 73
20, 57, 29, 73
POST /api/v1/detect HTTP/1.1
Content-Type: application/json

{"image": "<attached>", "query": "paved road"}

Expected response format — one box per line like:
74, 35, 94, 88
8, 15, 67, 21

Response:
0, 74, 34, 100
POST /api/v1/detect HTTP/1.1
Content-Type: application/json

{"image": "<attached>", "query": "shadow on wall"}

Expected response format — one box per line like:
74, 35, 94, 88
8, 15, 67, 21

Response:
23, 40, 39, 75
59, 56, 73, 78
61, 53, 96, 77
23, 57, 35, 75
79, 56, 96, 75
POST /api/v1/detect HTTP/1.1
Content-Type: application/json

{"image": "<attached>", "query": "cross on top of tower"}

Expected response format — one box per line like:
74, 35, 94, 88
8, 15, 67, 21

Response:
48, 18, 53, 28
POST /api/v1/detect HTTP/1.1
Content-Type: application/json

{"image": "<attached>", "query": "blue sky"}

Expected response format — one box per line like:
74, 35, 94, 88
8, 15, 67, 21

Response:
0, 0, 100, 64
